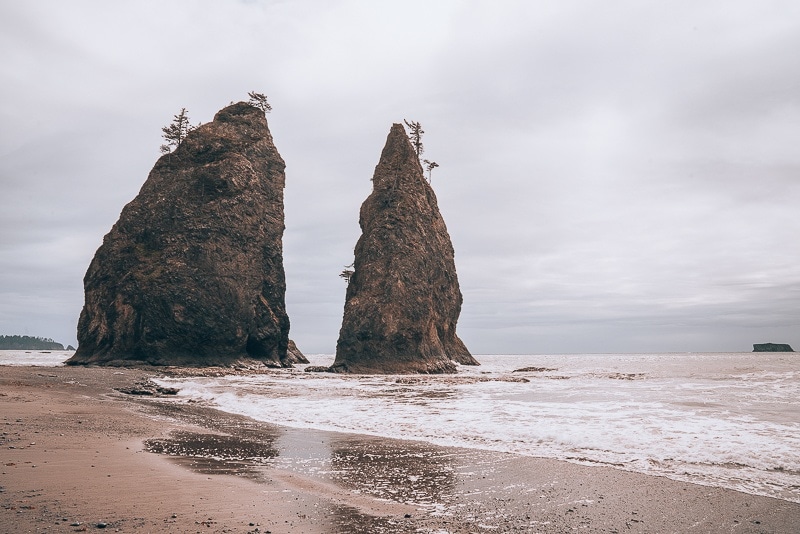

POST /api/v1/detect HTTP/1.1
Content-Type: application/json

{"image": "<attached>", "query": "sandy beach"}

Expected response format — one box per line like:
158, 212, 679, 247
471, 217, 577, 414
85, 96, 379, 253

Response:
1, 365, 798, 533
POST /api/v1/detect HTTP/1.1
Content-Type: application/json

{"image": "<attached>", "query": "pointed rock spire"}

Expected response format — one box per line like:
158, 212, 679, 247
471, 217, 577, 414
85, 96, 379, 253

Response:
68, 102, 303, 367
332, 123, 478, 373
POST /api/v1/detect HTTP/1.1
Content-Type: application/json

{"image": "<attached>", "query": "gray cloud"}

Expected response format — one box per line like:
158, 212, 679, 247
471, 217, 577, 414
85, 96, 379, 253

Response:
1, 0, 798, 353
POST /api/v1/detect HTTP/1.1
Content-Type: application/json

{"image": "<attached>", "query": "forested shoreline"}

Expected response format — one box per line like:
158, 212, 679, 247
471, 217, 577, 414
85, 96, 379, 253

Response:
0, 335, 65, 350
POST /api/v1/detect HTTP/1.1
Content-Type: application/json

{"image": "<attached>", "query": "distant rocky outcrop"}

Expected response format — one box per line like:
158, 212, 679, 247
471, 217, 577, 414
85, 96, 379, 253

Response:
331, 123, 478, 373
753, 343, 794, 352
68, 102, 294, 367
0, 335, 64, 350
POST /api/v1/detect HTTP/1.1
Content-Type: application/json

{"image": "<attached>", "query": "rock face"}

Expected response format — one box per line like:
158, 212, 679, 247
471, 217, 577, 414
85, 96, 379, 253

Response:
286, 339, 307, 364
331, 123, 478, 373
753, 343, 794, 352
68, 102, 300, 367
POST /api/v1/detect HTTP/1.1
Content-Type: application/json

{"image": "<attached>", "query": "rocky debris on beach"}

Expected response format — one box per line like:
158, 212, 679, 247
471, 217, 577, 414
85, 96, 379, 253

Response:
114, 379, 179, 396
512, 366, 558, 373
68, 102, 295, 368
331, 123, 478, 374
304, 365, 331, 373
753, 342, 794, 352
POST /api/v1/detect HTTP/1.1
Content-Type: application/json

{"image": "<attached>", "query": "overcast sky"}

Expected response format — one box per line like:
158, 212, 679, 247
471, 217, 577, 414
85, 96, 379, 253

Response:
1, 1, 798, 354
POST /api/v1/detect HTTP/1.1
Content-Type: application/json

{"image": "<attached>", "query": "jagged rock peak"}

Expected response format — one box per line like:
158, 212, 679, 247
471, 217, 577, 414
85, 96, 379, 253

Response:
331, 123, 478, 374
68, 101, 301, 367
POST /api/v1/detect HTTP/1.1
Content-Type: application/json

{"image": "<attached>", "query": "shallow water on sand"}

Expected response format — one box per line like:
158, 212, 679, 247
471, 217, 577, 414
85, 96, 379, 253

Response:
4, 349, 796, 502
156, 352, 800, 504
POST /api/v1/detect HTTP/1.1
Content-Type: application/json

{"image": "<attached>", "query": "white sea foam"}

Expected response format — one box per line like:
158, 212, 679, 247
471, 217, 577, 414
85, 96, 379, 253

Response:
4, 347, 796, 501
0, 350, 71, 366
155, 352, 800, 503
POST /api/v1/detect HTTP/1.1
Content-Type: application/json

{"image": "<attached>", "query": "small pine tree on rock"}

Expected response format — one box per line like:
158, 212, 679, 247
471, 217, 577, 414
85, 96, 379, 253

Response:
248, 91, 272, 114
423, 159, 439, 183
404, 119, 424, 157
160, 108, 195, 154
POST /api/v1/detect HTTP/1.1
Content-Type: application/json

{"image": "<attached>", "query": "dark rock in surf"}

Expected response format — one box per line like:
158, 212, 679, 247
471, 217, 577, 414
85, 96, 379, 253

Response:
115, 379, 179, 396
753, 343, 794, 352
286, 339, 309, 364
68, 102, 292, 367
331, 123, 478, 373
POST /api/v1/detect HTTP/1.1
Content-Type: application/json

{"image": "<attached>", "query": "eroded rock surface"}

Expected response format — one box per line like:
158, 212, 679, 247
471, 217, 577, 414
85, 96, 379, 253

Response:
286, 339, 308, 364
69, 102, 293, 367
332, 123, 478, 373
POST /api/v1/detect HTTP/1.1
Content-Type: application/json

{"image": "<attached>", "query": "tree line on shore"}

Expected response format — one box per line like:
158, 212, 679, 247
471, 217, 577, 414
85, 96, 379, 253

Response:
0, 335, 65, 350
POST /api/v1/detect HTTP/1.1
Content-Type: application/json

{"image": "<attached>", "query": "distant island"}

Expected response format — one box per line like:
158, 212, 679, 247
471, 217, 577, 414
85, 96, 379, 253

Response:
753, 343, 794, 352
0, 335, 65, 350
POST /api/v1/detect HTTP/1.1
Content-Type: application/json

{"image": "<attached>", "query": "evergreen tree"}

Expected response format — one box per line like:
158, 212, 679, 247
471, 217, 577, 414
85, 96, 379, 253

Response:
423, 159, 439, 183
247, 91, 272, 114
404, 119, 424, 157
339, 262, 355, 285
160, 108, 194, 154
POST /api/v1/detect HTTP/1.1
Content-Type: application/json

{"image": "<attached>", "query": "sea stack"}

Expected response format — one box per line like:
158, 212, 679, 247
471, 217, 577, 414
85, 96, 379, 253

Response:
331, 123, 478, 373
753, 343, 794, 352
68, 102, 304, 367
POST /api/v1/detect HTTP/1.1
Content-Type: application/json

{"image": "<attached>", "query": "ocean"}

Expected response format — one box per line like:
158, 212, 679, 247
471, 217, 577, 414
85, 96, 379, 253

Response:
4, 350, 798, 504
0, 350, 74, 367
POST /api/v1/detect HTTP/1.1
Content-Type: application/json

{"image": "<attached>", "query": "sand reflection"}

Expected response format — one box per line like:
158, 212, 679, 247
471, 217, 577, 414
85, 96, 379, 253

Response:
141, 402, 466, 531
145, 430, 278, 481
317, 434, 459, 533
142, 401, 281, 481
327, 434, 457, 505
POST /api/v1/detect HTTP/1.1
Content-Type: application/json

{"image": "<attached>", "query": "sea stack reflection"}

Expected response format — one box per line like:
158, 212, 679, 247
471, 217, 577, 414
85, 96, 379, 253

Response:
332, 123, 478, 373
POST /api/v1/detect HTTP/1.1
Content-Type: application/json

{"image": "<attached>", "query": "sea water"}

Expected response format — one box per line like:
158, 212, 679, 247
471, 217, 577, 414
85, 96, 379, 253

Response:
0, 350, 72, 366
156, 352, 800, 504
4, 349, 796, 502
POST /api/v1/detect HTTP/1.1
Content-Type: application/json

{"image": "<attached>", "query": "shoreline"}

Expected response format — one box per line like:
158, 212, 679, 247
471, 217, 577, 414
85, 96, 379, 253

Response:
1, 366, 798, 533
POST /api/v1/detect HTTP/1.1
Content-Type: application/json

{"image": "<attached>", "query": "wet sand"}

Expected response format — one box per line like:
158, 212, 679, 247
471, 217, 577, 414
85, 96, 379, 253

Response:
1, 366, 798, 533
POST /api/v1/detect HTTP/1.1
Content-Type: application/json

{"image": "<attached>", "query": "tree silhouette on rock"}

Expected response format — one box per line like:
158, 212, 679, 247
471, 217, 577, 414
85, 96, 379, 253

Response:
160, 108, 195, 154
247, 91, 272, 114
404, 119, 424, 157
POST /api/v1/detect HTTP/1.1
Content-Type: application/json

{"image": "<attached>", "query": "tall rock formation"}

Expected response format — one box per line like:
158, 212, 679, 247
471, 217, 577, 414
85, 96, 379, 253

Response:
331, 123, 478, 373
68, 102, 304, 367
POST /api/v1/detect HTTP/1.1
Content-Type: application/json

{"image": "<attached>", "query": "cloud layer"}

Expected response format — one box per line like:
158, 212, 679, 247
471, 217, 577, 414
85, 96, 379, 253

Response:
2, 0, 798, 353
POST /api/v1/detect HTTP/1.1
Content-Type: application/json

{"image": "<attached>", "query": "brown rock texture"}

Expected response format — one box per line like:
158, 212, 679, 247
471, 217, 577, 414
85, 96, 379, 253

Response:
68, 102, 295, 367
331, 123, 478, 373
286, 339, 308, 364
